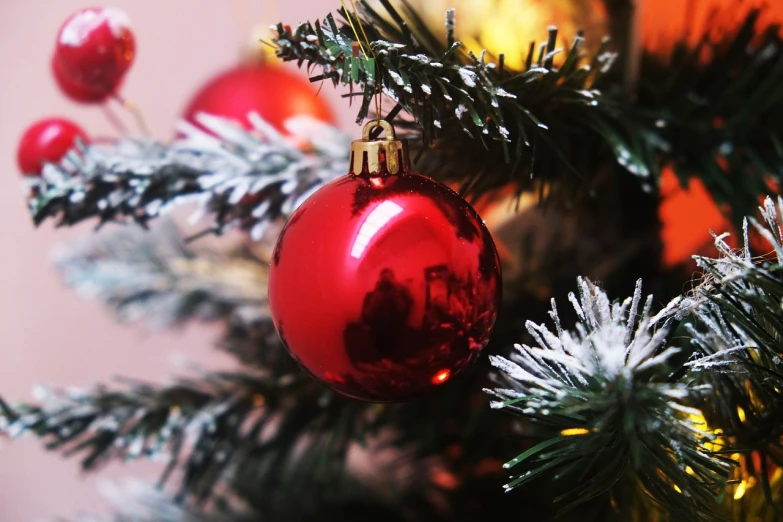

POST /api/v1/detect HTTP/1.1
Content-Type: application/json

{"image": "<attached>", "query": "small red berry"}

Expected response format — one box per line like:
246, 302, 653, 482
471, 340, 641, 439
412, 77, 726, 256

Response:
53, 7, 135, 102
51, 54, 112, 103
17, 118, 89, 176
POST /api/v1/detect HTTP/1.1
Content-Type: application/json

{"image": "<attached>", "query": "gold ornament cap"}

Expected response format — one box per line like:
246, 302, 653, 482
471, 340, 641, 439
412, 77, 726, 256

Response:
350, 120, 411, 176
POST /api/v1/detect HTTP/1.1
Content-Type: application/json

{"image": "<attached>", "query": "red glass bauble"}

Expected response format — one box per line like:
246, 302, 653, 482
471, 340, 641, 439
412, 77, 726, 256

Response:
53, 7, 135, 101
17, 118, 89, 176
268, 169, 502, 402
182, 64, 335, 132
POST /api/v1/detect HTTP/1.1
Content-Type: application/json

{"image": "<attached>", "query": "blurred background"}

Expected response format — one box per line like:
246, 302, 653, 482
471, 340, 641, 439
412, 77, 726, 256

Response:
0, 0, 779, 520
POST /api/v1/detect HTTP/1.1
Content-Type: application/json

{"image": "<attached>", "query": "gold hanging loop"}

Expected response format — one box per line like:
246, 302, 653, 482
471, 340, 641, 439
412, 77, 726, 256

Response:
350, 120, 410, 176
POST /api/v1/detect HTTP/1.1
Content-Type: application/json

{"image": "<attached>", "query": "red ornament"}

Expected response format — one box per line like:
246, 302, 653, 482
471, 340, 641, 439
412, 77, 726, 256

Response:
53, 7, 135, 102
17, 118, 89, 175
182, 63, 335, 132
268, 121, 502, 402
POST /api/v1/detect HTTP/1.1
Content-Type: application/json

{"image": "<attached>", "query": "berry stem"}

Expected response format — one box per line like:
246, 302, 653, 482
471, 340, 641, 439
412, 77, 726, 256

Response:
112, 93, 151, 137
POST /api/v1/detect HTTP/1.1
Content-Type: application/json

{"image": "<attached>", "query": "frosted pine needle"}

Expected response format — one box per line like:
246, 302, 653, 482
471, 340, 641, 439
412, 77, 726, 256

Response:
485, 278, 731, 519
681, 196, 783, 466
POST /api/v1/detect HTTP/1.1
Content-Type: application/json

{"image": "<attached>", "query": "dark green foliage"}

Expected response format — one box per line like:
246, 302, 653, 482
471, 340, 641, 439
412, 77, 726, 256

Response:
487, 278, 733, 520
273, 1, 649, 200
0, 368, 306, 504
684, 197, 783, 505
274, 3, 782, 216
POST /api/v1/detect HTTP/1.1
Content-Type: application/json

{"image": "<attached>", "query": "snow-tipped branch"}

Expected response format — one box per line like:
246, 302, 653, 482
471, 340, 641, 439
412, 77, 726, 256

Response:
54, 219, 266, 328
27, 115, 349, 241
487, 278, 732, 520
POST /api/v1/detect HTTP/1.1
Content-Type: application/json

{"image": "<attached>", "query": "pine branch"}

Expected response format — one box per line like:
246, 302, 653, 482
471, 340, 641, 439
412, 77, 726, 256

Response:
0, 369, 294, 502
0, 362, 449, 517
486, 278, 733, 520
52, 218, 283, 370
682, 196, 783, 488
54, 220, 265, 328
24, 8, 781, 237
0, 361, 388, 509
274, 5, 783, 215
273, 2, 651, 199
637, 8, 783, 222
28, 114, 349, 239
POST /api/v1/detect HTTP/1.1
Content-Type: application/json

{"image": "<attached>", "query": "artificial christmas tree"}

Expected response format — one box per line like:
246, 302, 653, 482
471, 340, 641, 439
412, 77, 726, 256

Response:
5, 1, 783, 521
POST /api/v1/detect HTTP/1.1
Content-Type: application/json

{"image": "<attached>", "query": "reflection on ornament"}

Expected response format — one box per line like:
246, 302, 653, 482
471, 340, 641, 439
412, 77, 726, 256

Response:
269, 121, 502, 402
351, 201, 404, 258
407, 0, 607, 70
431, 369, 451, 385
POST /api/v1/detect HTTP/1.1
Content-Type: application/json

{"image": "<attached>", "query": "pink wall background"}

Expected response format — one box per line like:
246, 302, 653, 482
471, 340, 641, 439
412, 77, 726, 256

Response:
0, 1, 350, 520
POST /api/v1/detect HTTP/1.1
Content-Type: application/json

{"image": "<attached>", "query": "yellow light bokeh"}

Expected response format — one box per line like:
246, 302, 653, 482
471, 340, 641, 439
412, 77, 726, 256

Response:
734, 480, 747, 500
407, 0, 608, 70
560, 427, 590, 436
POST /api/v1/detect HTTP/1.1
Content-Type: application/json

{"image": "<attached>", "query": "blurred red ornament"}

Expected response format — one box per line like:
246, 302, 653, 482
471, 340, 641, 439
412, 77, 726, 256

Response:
268, 121, 501, 402
182, 63, 335, 132
53, 7, 135, 103
17, 118, 89, 175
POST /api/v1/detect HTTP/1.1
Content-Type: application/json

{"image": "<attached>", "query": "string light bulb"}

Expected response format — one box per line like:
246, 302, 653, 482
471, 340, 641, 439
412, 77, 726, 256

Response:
408, 0, 608, 70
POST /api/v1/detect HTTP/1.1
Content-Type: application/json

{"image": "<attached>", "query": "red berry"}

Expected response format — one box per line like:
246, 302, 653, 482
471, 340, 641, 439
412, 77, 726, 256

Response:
53, 7, 135, 101
17, 118, 89, 176
51, 54, 112, 103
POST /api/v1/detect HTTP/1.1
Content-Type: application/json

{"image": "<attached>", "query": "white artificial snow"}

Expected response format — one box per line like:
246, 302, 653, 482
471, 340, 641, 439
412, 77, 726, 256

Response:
59, 8, 131, 47
445, 8, 456, 34
459, 69, 477, 88
388, 70, 405, 86
489, 278, 688, 409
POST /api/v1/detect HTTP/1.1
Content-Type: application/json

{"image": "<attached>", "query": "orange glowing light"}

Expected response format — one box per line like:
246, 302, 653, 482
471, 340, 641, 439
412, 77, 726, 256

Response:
659, 168, 730, 267
432, 369, 451, 385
